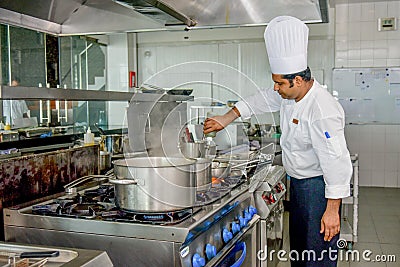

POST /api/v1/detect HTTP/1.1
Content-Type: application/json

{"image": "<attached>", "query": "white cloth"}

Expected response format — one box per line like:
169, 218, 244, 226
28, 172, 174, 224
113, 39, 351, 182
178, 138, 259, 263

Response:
2, 100, 29, 125
264, 16, 309, 74
235, 80, 352, 199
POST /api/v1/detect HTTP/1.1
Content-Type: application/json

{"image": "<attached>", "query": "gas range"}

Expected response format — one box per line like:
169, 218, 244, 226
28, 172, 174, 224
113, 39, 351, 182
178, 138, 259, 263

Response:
28, 175, 244, 225
4, 173, 260, 267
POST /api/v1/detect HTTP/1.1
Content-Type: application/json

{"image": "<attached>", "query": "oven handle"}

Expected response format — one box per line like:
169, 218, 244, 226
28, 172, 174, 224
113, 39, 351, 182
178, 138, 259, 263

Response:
230, 242, 246, 267
205, 215, 259, 267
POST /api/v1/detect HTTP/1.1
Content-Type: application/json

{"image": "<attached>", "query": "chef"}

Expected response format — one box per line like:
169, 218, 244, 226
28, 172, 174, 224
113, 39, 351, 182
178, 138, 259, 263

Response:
204, 16, 352, 267
2, 78, 29, 126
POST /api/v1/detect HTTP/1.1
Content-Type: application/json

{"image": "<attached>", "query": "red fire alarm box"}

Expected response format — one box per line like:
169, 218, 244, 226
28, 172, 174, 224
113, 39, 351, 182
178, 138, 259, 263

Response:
129, 71, 136, 88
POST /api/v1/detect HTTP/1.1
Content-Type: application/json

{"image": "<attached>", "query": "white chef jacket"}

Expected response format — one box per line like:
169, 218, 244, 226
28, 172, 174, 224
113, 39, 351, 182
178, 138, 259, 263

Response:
2, 100, 29, 125
235, 80, 352, 199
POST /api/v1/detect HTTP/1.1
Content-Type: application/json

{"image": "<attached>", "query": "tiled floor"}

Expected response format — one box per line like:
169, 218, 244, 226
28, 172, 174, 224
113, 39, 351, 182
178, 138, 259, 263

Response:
277, 187, 400, 267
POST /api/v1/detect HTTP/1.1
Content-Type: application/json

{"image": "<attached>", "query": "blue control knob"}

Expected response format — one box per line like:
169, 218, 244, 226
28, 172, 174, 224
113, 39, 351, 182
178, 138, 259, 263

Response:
231, 222, 240, 235
222, 228, 233, 243
248, 205, 258, 217
205, 244, 217, 260
192, 253, 205, 267
244, 210, 252, 221
238, 215, 247, 228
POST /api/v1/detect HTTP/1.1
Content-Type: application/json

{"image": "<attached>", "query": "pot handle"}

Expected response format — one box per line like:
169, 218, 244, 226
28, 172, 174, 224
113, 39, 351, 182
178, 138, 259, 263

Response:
109, 178, 139, 185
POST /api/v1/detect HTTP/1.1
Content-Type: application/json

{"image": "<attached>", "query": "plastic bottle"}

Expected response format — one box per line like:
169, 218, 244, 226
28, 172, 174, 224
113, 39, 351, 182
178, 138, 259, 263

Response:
84, 127, 95, 145
205, 111, 216, 138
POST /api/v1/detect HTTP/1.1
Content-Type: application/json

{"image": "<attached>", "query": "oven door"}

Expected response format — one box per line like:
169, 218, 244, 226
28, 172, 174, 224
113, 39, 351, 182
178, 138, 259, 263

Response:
205, 216, 260, 267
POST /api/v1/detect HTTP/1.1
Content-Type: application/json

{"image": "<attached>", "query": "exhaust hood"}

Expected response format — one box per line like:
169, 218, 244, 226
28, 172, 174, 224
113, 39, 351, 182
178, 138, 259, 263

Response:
0, 0, 328, 35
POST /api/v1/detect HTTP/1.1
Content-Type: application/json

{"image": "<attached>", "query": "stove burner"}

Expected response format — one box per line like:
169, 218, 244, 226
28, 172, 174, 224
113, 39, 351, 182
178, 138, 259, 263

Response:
68, 203, 106, 217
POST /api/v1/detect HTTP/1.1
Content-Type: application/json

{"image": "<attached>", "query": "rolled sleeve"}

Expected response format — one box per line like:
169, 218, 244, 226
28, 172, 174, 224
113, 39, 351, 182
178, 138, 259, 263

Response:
235, 100, 253, 119
310, 116, 352, 199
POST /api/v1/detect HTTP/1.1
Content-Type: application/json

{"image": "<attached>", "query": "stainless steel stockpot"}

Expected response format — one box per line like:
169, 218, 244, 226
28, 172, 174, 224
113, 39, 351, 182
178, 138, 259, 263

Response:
111, 157, 196, 212
194, 158, 212, 191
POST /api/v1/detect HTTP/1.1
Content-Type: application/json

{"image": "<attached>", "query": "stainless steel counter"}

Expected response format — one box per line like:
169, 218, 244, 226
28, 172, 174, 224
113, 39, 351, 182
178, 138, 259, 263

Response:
0, 242, 113, 267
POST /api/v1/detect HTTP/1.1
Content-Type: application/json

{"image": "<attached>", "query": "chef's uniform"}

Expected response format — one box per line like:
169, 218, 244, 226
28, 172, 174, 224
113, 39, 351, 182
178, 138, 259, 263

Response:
3, 99, 29, 125
235, 16, 352, 267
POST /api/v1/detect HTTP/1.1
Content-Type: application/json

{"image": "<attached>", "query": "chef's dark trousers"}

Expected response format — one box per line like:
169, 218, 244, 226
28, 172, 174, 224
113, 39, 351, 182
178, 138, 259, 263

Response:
289, 175, 340, 267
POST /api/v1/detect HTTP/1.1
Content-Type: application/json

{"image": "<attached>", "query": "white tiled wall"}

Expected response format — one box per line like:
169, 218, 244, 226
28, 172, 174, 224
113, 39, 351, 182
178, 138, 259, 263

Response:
336, 1, 400, 188
345, 124, 400, 187
335, 1, 400, 68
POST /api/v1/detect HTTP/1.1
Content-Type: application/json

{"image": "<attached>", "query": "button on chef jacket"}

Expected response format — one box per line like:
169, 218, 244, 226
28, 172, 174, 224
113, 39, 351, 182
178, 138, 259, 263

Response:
235, 80, 352, 199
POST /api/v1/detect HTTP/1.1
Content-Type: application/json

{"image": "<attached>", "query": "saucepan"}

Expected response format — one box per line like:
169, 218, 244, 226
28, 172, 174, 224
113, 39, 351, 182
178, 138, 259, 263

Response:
211, 161, 231, 178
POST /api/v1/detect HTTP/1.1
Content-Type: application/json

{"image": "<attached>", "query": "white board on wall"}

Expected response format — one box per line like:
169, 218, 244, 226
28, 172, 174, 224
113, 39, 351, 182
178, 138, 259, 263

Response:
333, 68, 400, 124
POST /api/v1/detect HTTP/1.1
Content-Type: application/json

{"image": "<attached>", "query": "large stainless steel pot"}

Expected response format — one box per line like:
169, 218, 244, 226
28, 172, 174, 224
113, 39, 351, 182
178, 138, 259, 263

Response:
194, 158, 212, 191
111, 157, 196, 212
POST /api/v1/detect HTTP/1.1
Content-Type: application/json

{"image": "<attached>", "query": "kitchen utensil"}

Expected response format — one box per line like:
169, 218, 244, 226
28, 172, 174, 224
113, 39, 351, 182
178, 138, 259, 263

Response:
93, 123, 106, 135
211, 161, 231, 178
167, 88, 193, 96
99, 151, 111, 171
111, 157, 197, 212
104, 134, 123, 155
0, 250, 59, 259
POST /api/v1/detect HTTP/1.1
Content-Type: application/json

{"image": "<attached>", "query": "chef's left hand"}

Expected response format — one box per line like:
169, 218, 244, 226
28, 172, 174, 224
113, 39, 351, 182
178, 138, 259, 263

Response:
320, 199, 341, 242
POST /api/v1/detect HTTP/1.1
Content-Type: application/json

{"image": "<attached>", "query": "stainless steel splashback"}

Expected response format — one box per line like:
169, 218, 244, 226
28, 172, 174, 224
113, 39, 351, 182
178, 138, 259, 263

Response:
127, 92, 193, 156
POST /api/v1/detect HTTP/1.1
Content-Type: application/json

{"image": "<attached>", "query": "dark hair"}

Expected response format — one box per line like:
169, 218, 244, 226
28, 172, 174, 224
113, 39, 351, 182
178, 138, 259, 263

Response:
282, 67, 312, 88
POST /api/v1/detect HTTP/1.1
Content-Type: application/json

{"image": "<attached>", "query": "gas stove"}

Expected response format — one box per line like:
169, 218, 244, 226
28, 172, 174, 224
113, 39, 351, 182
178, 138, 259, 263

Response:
28, 175, 244, 225
4, 173, 261, 267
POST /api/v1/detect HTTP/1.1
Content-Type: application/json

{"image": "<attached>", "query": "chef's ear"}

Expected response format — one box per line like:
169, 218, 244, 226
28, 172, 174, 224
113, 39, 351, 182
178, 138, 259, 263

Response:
294, 75, 303, 87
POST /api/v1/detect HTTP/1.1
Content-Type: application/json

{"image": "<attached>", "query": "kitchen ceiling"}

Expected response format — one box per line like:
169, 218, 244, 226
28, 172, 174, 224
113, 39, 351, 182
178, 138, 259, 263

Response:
0, 0, 328, 36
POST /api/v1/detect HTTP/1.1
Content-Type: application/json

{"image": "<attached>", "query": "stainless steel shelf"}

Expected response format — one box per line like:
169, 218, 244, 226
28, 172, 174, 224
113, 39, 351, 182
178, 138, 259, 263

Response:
0, 85, 134, 101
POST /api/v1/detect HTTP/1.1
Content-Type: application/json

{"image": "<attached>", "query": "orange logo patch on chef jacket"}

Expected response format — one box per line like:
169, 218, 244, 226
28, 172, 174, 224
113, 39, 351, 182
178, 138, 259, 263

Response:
292, 118, 299, 124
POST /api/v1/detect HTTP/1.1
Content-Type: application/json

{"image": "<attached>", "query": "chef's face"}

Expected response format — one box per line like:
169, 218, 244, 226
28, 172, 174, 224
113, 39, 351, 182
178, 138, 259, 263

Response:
272, 74, 298, 100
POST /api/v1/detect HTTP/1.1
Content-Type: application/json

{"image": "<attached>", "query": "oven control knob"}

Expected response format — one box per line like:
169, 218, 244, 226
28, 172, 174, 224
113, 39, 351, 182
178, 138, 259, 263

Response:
222, 228, 233, 243
244, 210, 252, 221
231, 222, 240, 234
248, 205, 258, 217
192, 253, 205, 267
238, 215, 247, 228
205, 244, 217, 260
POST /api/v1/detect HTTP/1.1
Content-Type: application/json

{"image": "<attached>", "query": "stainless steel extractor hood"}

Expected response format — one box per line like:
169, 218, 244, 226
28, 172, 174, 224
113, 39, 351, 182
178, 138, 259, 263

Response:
0, 0, 328, 35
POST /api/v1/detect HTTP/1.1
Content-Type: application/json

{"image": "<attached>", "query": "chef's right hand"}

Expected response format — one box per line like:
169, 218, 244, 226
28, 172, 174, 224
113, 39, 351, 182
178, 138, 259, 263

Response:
203, 107, 241, 135
203, 116, 229, 134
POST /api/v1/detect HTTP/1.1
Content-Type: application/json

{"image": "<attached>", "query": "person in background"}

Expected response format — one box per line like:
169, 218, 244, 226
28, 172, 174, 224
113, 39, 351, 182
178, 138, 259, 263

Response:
2, 78, 29, 126
204, 16, 352, 267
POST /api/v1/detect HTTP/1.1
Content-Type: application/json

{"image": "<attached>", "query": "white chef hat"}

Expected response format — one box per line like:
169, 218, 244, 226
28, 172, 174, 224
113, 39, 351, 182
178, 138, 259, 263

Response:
264, 16, 309, 75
